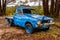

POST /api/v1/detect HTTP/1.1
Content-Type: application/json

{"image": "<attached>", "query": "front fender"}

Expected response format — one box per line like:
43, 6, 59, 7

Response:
23, 17, 38, 29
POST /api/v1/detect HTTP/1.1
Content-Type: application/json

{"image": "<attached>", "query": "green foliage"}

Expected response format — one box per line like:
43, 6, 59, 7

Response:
32, 6, 44, 15
6, 6, 16, 16
6, 6, 43, 16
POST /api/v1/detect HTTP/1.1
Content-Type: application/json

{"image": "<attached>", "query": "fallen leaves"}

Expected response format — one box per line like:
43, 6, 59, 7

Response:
0, 17, 60, 40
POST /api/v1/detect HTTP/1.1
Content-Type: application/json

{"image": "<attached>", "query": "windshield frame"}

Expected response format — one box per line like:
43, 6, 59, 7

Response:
22, 8, 34, 14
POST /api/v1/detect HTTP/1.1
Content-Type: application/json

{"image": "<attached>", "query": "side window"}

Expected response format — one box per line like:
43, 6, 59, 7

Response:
17, 10, 22, 14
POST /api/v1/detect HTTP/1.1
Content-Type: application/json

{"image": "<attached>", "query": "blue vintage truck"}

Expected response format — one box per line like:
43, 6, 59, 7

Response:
5, 5, 54, 33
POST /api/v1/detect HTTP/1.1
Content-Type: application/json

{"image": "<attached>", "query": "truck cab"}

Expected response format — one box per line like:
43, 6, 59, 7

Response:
5, 5, 54, 34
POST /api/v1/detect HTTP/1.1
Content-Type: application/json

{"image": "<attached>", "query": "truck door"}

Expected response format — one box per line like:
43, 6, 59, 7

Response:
14, 9, 23, 26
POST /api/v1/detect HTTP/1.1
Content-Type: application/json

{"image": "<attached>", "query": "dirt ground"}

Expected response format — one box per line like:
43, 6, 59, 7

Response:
0, 17, 60, 40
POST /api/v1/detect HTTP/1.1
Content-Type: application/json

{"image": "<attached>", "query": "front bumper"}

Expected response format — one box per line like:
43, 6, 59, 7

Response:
43, 22, 55, 25
36, 22, 55, 29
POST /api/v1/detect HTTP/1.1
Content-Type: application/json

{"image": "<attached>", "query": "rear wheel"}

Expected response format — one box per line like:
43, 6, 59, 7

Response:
8, 19, 13, 26
25, 23, 33, 34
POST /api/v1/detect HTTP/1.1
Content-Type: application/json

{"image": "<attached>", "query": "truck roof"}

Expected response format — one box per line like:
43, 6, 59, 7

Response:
16, 5, 33, 10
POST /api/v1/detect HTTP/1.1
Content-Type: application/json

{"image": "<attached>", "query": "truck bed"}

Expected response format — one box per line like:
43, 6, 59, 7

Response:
5, 16, 13, 19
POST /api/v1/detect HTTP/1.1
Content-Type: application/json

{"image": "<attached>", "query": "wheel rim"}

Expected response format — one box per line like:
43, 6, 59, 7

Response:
25, 26, 31, 33
8, 22, 11, 26
8, 20, 12, 26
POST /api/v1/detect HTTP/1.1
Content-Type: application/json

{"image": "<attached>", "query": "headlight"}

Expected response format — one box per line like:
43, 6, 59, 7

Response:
36, 20, 42, 27
37, 21, 41, 24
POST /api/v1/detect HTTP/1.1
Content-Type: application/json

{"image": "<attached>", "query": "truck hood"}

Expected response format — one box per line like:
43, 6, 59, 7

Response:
24, 14, 53, 20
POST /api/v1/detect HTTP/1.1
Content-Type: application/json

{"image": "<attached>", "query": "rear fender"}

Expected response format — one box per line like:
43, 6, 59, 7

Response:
5, 16, 13, 20
5, 16, 13, 22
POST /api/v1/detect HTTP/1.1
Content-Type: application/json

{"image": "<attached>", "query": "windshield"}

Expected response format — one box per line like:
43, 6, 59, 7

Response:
23, 9, 34, 14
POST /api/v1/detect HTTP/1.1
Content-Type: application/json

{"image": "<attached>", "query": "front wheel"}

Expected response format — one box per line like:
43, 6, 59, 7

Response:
45, 26, 49, 30
43, 26, 50, 31
25, 23, 33, 34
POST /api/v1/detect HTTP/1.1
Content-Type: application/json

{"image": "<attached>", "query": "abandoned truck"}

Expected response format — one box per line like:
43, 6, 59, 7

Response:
5, 5, 54, 34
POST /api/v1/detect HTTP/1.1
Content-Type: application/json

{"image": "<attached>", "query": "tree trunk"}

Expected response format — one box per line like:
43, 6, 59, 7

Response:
59, 3, 60, 18
2, 0, 6, 16
54, 0, 59, 18
42, 0, 49, 16
45, 0, 49, 16
39, 0, 40, 6
50, 0, 55, 17
0, 0, 1, 15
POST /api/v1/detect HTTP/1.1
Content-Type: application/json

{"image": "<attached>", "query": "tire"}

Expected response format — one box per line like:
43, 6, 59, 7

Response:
8, 19, 13, 26
43, 26, 49, 31
46, 27, 49, 30
25, 23, 33, 34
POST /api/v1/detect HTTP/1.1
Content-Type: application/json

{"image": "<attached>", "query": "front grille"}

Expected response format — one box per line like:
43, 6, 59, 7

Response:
41, 20, 50, 24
